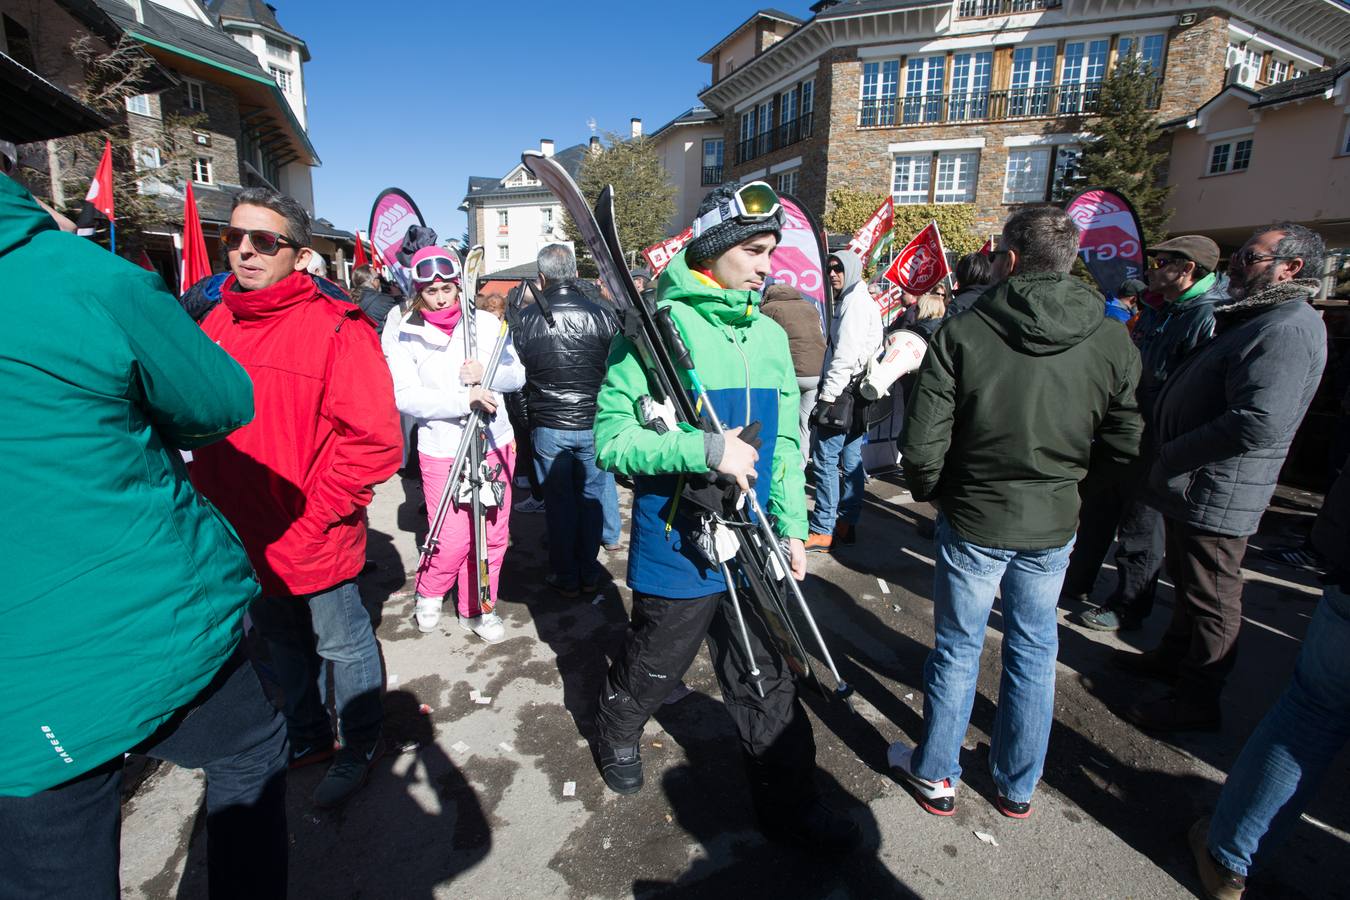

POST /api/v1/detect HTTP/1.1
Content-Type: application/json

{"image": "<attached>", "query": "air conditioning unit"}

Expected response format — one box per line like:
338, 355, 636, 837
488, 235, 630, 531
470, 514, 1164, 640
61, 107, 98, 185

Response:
193, 131, 210, 147
1225, 46, 1241, 68
1226, 62, 1258, 88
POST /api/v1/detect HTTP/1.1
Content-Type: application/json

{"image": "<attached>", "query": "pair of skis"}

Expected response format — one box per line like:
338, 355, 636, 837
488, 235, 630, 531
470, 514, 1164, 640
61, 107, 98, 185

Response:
417, 245, 506, 617
520, 150, 851, 703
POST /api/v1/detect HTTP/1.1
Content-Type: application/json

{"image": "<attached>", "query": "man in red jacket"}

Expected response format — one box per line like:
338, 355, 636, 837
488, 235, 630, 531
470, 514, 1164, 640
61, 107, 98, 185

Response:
191, 188, 402, 807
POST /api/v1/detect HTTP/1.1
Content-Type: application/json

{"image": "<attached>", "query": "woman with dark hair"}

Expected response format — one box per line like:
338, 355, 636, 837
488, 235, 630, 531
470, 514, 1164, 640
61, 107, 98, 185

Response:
947, 252, 993, 318
350, 264, 399, 332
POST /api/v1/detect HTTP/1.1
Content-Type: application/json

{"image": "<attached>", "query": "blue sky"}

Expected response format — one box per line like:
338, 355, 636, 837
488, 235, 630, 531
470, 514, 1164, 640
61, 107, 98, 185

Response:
290, 0, 790, 242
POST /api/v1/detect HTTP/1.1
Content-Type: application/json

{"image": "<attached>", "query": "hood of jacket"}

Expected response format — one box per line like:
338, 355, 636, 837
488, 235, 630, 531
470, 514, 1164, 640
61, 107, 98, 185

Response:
829, 249, 863, 295
973, 272, 1106, 356
0, 174, 55, 258
660, 248, 762, 327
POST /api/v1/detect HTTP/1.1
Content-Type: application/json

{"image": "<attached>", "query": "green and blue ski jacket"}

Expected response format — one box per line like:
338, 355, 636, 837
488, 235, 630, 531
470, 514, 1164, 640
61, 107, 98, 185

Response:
595, 250, 807, 599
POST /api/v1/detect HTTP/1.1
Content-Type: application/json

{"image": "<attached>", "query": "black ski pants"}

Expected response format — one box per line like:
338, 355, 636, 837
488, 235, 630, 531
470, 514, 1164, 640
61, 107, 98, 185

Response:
1063, 483, 1163, 621
596, 588, 817, 815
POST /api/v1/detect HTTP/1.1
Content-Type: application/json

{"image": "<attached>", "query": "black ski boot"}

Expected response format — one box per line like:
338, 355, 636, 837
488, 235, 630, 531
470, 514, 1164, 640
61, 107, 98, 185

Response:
760, 796, 862, 853
598, 744, 643, 795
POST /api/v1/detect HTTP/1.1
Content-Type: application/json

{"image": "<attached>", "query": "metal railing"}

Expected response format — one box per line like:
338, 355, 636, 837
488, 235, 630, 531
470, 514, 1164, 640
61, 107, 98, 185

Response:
857, 81, 1159, 127
736, 112, 815, 165
957, 0, 1050, 17
701, 165, 723, 185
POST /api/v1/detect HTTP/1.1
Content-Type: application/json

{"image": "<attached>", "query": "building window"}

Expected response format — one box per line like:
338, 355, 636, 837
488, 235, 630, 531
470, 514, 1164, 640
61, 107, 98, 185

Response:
1343, 120, 1350, 155
1009, 45, 1056, 117
1267, 58, 1289, 84
902, 55, 946, 124
540, 206, 554, 234
892, 153, 932, 205
1120, 33, 1166, 73
265, 36, 291, 60
860, 59, 900, 126
701, 138, 724, 185
1004, 145, 1081, 202
949, 52, 992, 121
269, 66, 292, 94
126, 93, 152, 116
934, 151, 978, 203
1060, 39, 1109, 113
777, 169, 799, 196
780, 84, 799, 128
497, 244, 509, 262
186, 80, 205, 111
756, 99, 773, 155
497, 210, 509, 233
739, 108, 756, 162
801, 79, 814, 119
1207, 138, 1253, 175
192, 157, 213, 185
1052, 145, 1082, 197
133, 144, 161, 171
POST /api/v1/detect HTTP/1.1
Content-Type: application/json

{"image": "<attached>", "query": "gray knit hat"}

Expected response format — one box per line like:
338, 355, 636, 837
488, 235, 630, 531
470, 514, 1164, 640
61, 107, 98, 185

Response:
685, 182, 784, 267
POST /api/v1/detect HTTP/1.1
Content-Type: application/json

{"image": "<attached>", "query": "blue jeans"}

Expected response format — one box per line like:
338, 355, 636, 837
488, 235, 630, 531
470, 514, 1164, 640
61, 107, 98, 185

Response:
1207, 582, 1350, 876
809, 424, 866, 534
600, 468, 621, 546
533, 426, 608, 588
912, 517, 1074, 804
0, 652, 288, 899
250, 579, 383, 753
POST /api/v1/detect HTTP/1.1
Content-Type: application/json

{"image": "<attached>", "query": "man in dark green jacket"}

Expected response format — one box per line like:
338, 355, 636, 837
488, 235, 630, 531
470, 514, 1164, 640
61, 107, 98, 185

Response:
889, 205, 1142, 819
0, 173, 287, 898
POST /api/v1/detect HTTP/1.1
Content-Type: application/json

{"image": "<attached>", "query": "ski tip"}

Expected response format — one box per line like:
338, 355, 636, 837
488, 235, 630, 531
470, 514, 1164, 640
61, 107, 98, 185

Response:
522, 150, 544, 161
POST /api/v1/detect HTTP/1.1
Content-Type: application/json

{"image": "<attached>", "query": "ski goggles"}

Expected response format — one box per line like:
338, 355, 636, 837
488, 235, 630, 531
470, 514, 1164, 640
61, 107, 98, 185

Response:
691, 181, 782, 237
411, 253, 461, 285
221, 227, 300, 256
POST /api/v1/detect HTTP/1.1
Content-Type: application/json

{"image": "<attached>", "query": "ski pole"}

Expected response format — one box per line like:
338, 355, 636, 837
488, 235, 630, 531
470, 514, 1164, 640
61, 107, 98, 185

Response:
720, 562, 766, 699
655, 308, 853, 702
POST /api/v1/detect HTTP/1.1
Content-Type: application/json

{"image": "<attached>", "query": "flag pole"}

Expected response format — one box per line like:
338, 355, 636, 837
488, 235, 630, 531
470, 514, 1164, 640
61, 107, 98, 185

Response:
110, 219, 116, 256
930, 218, 955, 299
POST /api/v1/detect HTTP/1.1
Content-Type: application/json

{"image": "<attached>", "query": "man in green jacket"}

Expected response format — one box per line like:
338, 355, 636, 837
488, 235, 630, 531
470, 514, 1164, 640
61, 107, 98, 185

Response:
0, 173, 287, 898
889, 205, 1142, 819
592, 182, 858, 851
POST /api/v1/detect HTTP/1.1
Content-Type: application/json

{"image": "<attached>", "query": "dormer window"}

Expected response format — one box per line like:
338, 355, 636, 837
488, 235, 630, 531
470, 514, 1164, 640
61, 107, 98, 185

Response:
265, 37, 291, 60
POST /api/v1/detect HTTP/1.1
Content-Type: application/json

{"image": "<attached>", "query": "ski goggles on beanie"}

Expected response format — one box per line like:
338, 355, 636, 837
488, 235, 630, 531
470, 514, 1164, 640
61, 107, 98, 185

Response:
409, 247, 461, 285
690, 181, 782, 237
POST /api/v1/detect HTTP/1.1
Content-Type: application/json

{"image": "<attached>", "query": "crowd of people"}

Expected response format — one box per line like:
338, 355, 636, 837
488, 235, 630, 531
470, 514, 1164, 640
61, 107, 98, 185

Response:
0, 165, 1341, 900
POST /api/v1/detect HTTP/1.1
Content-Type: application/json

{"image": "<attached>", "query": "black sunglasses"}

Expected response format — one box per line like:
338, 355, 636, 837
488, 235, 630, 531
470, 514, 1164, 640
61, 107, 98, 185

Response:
221, 226, 299, 256
1231, 250, 1296, 267
828, 263, 845, 273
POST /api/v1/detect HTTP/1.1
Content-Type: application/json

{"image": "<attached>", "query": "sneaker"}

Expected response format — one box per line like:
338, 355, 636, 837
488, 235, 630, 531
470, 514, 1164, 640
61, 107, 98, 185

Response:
804, 533, 833, 553
414, 593, 442, 633
514, 496, 546, 513
887, 741, 956, 816
996, 795, 1032, 819
598, 744, 643, 795
603, 542, 623, 552
1260, 545, 1323, 571
1189, 818, 1246, 900
313, 742, 382, 808
543, 574, 580, 598
289, 738, 338, 770
459, 611, 506, 644
1073, 605, 1140, 633
760, 797, 863, 853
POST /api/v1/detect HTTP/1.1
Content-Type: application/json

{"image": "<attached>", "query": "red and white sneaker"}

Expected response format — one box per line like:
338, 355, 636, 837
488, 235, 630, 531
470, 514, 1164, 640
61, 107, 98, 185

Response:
888, 741, 956, 816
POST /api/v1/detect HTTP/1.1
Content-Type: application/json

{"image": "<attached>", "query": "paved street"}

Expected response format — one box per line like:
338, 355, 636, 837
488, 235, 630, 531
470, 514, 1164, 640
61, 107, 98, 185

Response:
118, 473, 1349, 899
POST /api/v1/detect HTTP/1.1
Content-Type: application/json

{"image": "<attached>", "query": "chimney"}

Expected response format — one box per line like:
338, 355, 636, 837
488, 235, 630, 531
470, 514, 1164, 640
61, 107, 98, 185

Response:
630, 117, 643, 139
589, 135, 601, 154
540, 139, 554, 158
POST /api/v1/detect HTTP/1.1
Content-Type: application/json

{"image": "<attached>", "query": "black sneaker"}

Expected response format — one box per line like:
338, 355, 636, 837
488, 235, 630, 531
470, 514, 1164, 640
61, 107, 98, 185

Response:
289, 737, 337, 770
598, 744, 643, 795
996, 795, 1032, 819
761, 797, 862, 853
543, 574, 580, 598
313, 742, 382, 808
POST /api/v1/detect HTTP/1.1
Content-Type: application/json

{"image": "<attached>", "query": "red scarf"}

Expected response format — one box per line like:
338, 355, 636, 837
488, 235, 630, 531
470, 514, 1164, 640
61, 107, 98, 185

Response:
421, 304, 461, 337
220, 270, 316, 321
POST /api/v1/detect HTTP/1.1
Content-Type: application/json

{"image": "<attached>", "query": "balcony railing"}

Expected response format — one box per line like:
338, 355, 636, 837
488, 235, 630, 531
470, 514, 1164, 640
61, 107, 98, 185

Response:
857, 81, 1159, 127
701, 165, 723, 186
736, 112, 815, 165
957, 0, 1052, 17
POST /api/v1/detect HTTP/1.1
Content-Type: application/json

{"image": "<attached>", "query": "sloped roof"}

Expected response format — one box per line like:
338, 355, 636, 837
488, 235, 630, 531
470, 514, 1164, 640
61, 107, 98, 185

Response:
650, 105, 720, 140
812, 0, 948, 18
698, 8, 803, 63
1251, 61, 1350, 109
0, 51, 112, 143
462, 143, 589, 206
206, 0, 309, 60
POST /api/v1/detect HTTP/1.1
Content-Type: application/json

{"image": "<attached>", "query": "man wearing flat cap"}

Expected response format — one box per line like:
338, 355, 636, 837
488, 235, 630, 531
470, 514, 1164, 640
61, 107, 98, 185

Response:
1069, 236, 1227, 634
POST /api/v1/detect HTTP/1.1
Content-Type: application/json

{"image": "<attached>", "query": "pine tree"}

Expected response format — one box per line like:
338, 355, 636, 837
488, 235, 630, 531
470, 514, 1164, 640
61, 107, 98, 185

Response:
1066, 53, 1173, 245
563, 133, 677, 276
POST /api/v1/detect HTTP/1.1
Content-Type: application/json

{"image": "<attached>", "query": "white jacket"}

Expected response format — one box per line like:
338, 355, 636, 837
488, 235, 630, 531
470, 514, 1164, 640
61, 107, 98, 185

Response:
383, 307, 526, 458
819, 281, 884, 402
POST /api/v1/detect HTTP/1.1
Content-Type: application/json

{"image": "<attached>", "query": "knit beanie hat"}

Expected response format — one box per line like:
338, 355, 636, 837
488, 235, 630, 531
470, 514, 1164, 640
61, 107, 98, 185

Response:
685, 182, 784, 268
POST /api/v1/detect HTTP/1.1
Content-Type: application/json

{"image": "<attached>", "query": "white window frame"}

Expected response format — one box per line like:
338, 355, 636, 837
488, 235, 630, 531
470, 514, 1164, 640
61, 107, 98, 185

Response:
1009, 44, 1057, 116
497, 244, 509, 262
126, 93, 152, 116
192, 156, 213, 185
1004, 148, 1051, 203
1267, 58, 1289, 83
861, 59, 900, 126
265, 36, 290, 60
777, 169, 799, 196
892, 153, 931, 205
540, 206, 554, 234
185, 79, 205, 112
1120, 33, 1167, 73
801, 79, 814, 118
497, 209, 509, 232
703, 138, 724, 169
133, 143, 161, 171
1207, 138, 1253, 175
269, 65, 292, 94
903, 55, 945, 124
949, 51, 992, 121
934, 150, 978, 203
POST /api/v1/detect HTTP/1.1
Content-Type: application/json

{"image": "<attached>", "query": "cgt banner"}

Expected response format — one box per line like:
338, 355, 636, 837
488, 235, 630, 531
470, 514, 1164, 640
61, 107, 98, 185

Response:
883, 221, 950, 295
846, 196, 894, 261
1064, 187, 1145, 298
641, 227, 692, 277
770, 193, 829, 332
369, 188, 426, 296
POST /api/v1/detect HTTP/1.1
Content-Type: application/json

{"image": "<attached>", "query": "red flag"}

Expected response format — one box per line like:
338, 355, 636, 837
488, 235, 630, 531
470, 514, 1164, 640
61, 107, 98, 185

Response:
352, 230, 369, 268
978, 239, 992, 256
179, 181, 211, 295
135, 250, 155, 271
641, 227, 693, 277
883, 222, 951, 295
846, 196, 894, 261
86, 139, 114, 219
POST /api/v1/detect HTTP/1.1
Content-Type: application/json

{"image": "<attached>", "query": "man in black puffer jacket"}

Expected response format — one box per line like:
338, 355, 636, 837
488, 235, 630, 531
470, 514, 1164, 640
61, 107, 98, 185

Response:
512, 243, 619, 596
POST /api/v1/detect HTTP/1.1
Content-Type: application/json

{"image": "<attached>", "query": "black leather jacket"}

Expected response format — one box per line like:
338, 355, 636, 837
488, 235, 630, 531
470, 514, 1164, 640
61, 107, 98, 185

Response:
510, 280, 618, 430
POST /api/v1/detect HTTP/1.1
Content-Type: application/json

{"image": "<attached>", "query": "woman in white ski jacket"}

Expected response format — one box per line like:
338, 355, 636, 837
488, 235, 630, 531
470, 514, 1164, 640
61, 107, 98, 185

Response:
383, 246, 525, 642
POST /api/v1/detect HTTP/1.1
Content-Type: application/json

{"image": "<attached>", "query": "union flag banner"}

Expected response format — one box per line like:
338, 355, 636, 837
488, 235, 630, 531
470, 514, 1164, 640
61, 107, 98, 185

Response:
846, 196, 894, 261
641, 227, 692, 277
883, 221, 950, 294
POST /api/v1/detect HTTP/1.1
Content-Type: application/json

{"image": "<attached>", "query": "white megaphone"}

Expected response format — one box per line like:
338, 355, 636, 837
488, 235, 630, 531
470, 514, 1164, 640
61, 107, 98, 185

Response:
859, 330, 929, 401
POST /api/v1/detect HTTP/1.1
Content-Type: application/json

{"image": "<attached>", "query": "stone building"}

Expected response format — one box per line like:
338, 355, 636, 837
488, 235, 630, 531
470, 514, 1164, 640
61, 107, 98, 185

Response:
698, 0, 1350, 238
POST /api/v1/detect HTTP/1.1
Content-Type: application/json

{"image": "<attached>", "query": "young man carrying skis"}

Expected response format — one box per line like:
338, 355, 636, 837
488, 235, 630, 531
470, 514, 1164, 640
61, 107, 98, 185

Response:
593, 182, 860, 851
